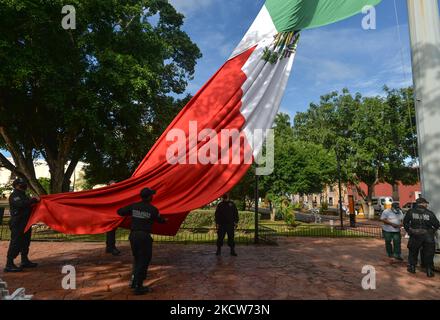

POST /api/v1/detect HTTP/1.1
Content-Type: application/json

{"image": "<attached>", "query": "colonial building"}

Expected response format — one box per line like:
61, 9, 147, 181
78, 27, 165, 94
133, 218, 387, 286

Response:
292, 181, 421, 208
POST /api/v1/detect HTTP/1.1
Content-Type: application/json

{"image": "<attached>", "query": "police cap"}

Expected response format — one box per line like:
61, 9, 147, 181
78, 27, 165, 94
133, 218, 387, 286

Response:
140, 188, 156, 199
12, 177, 27, 189
416, 197, 429, 204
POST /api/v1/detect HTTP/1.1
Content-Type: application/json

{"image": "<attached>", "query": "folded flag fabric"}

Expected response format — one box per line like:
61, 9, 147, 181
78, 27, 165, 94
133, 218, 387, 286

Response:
26, 0, 382, 235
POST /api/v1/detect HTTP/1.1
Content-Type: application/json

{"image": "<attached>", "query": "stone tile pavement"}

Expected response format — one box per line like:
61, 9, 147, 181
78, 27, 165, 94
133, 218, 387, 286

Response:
0, 237, 439, 300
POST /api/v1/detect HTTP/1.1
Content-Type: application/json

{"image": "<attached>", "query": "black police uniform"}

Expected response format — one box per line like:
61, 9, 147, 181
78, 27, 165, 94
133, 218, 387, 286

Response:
117, 200, 165, 291
215, 200, 239, 254
403, 204, 440, 273
6, 188, 38, 269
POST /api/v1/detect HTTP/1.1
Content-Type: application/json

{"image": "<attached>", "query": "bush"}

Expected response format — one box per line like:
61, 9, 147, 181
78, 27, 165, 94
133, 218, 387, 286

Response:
284, 211, 296, 226
182, 210, 257, 229
275, 209, 284, 220
38, 178, 51, 194
182, 209, 216, 228
269, 195, 296, 225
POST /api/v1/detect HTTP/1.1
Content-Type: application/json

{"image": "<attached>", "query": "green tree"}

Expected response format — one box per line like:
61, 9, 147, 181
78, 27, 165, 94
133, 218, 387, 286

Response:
37, 177, 51, 194
0, 0, 201, 194
229, 165, 255, 211
261, 113, 337, 198
293, 88, 418, 217
82, 94, 193, 185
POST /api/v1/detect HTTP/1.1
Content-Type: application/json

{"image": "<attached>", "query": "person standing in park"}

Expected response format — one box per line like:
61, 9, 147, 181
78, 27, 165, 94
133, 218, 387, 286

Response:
117, 188, 167, 295
4, 178, 40, 272
404, 197, 440, 277
215, 194, 239, 257
380, 200, 404, 261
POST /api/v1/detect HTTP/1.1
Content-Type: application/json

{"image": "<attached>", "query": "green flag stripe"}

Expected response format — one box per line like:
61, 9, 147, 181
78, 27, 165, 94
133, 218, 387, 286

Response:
265, 0, 382, 32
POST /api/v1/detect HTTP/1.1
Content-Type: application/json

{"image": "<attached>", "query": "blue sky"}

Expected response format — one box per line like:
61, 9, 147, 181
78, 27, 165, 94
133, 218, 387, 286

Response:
0, 0, 426, 160
170, 0, 416, 119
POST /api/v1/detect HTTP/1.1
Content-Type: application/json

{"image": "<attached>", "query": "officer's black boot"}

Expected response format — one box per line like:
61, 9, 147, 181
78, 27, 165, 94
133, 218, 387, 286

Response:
407, 265, 416, 274
133, 280, 151, 295
4, 258, 23, 272
230, 248, 237, 257
106, 247, 121, 256
216, 246, 221, 256
21, 255, 38, 268
427, 267, 435, 278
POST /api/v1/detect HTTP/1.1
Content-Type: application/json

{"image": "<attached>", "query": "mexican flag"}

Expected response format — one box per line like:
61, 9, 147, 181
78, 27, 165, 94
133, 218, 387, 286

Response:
27, 0, 382, 236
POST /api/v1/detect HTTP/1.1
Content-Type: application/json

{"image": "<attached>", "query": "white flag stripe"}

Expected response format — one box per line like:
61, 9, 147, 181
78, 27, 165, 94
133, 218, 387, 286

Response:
229, 5, 277, 60
240, 41, 296, 158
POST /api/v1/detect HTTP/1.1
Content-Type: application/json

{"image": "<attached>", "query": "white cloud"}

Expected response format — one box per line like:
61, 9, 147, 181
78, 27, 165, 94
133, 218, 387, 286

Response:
169, 0, 215, 16
294, 24, 413, 92
198, 31, 236, 58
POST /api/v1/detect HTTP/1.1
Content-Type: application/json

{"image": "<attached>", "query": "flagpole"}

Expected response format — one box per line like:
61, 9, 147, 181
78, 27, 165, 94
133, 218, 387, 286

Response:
407, 0, 440, 268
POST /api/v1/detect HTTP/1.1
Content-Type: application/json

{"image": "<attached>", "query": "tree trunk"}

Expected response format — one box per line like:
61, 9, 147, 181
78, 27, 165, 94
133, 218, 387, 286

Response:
48, 162, 66, 194
62, 159, 79, 192
0, 128, 46, 195
366, 184, 375, 219
43, 132, 78, 194
392, 183, 400, 202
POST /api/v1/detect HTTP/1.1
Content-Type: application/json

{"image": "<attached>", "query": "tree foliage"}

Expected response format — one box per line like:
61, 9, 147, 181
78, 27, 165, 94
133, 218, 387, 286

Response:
0, 0, 201, 194
293, 87, 418, 202
261, 113, 337, 197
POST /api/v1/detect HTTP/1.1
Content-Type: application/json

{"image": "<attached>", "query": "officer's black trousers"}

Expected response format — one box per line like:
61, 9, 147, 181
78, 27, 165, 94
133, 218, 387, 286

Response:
7, 215, 32, 260
217, 224, 235, 249
106, 229, 117, 249
407, 233, 436, 268
129, 231, 152, 286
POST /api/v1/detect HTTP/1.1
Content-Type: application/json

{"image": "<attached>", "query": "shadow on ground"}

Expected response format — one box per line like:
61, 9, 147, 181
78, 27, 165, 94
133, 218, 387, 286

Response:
1, 238, 439, 300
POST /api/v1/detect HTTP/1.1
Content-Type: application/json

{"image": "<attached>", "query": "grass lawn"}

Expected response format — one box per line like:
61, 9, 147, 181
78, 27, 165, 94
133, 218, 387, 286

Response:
260, 220, 380, 238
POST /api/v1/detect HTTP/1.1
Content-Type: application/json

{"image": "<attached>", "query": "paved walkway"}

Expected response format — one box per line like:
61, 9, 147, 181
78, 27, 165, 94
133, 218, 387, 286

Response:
0, 238, 439, 300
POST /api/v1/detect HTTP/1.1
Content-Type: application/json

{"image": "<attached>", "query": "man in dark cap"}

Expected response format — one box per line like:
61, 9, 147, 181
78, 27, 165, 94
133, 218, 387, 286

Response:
403, 197, 440, 277
4, 178, 40, 272
215, 193, 239, 256
117, 188, 167, 295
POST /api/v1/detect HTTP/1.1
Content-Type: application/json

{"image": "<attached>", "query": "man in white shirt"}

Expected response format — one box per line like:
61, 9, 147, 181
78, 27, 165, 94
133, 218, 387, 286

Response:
380, 201, 404, 261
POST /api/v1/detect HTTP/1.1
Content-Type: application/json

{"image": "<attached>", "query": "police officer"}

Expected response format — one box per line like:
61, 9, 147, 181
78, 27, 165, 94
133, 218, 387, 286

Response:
403, 197, 440, 277
117, 188, 167, 295
4, 178, 39, 272
215, 193, 239, 256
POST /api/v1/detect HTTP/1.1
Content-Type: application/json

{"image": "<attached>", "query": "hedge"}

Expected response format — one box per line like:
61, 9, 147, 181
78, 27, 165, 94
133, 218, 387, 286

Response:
182, 210, 258, 229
